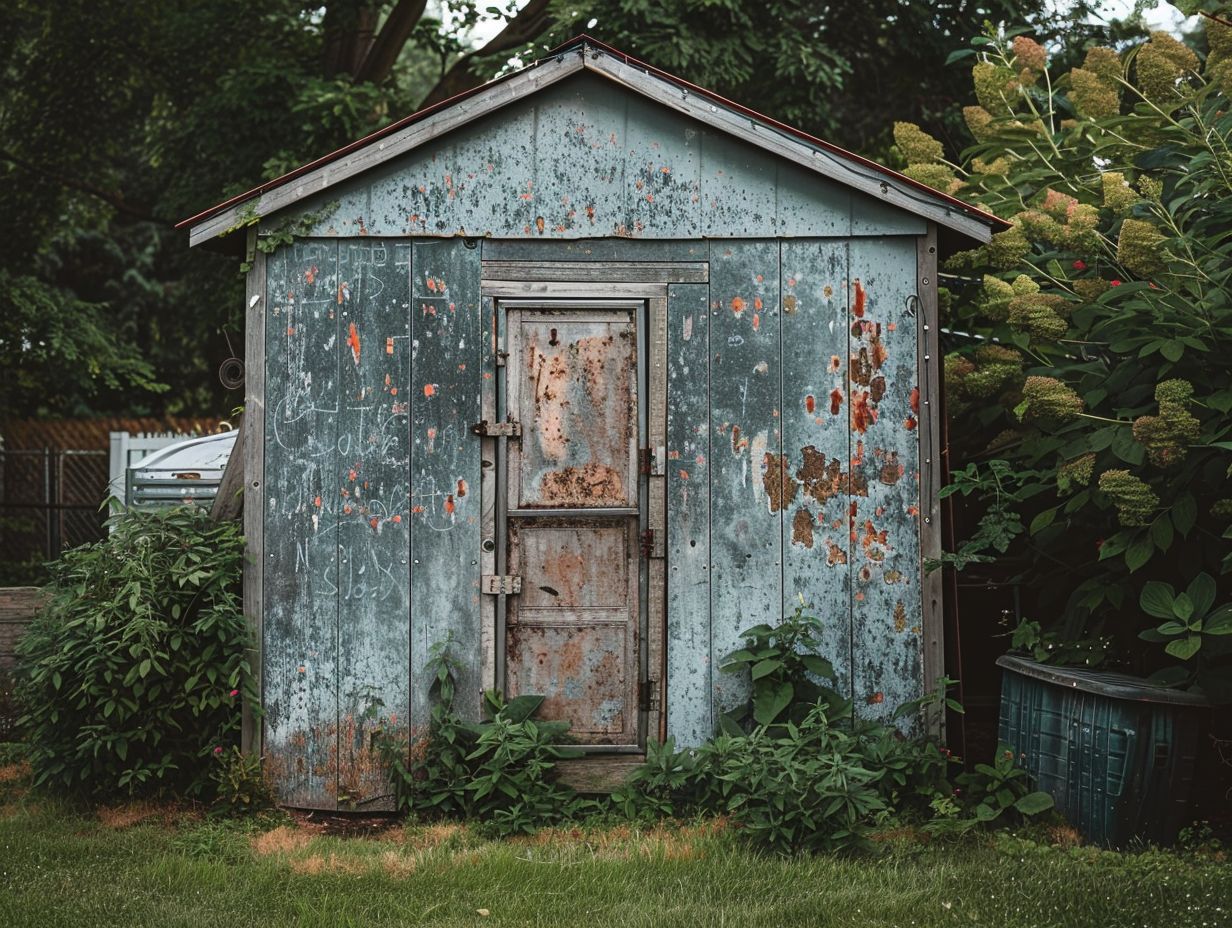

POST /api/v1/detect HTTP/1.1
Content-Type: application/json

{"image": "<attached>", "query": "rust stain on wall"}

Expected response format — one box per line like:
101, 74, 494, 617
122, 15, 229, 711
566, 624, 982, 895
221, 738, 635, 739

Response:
791, 507, 815, 548
763, 452, 798, 512
797, 446, 867, 504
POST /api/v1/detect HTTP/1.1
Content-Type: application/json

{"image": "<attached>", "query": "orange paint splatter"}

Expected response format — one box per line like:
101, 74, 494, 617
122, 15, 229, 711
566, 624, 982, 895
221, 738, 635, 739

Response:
343, 505, 353, 514
305, 265, 318, 285
805, 394, 816, 414
730, 296, 746, 315
910, 386, 920, 415
852, 391, 878, 434
829, 388, 844, 415
535, 216, 546, 233
348, 469, 357, 481
679, 469, 690, 480
456, 479, 468, 498
346, 322, 361, 364
423, 384, 436, 397
752, 313, 760, 332
852, 279, 866, 318
753, 296, 763, 311
904, 415, 917, 431
369, 517, 380, 530
443, 494, 456, 515
286, 326, 295, 336
392, 515, 402, 523
386, 337, 395, 355
830, 355, 842, 373
313, 496, 322, 508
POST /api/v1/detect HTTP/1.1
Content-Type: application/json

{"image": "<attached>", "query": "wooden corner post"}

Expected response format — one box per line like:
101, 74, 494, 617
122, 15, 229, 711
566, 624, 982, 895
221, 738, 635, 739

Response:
917, 223, 945, 740
241, 227, 266, 756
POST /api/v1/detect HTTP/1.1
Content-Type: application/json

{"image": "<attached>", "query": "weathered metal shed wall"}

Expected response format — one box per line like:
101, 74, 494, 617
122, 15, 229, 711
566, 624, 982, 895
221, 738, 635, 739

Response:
277, 73, 924, 241
243, 67, 947, 809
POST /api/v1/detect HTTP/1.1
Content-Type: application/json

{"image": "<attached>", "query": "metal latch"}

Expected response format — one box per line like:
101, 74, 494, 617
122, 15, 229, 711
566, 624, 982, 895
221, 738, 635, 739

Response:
481, 575, 522, 595
639, 679, 660, 713
470, 419, 522, 438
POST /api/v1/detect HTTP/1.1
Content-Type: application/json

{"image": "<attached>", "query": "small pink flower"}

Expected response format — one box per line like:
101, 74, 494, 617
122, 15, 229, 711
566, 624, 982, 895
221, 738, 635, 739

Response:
1110, 279, 1122, 287
229, 689, 239, 697
1072, 259, 1087, 271
213, 746, 224, 755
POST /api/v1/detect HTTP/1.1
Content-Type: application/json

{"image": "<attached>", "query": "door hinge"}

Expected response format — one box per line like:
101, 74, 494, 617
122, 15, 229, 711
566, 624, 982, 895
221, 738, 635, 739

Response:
470, 419, 522, 438
639, 447, 654, 475
481, 574, 522, 595
640, 528, 655, 559
639, 679, 660, 713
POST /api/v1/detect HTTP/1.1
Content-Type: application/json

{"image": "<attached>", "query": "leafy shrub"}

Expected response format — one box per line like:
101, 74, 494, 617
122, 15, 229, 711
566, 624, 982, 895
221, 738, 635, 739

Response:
209, 746, 275, 816
382, 642, 589, 836
720, 606, 846, 728
614, 615, 1051, 853
916, 19, 1232, 696
16, 507, 248, 798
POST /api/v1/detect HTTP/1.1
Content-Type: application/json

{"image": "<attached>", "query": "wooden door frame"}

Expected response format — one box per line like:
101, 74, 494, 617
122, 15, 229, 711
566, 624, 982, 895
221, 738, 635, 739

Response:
479, 276, 669, 748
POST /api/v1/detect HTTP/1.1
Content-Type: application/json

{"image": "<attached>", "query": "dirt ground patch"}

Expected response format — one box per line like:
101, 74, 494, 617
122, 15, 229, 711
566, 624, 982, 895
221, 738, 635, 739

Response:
250, 824, 315, 856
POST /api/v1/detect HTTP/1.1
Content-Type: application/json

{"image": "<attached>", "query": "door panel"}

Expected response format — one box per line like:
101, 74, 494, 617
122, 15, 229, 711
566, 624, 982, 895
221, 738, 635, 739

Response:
508, 312, 638, 510
503, 305, 643, 749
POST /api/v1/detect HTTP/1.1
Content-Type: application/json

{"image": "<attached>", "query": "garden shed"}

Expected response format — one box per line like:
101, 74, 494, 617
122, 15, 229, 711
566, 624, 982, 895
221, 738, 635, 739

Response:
182, 36, 1006, 810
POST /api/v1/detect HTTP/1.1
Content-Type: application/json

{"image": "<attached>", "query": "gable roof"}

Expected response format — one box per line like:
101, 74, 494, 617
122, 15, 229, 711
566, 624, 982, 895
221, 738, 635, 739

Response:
180, 35, 1008, 248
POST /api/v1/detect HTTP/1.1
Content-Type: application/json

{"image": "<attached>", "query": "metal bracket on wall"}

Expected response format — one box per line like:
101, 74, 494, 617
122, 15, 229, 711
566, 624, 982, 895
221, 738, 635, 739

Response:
470, 419, 522, 438
638, 679, 660, 713
481, 574, 522, 595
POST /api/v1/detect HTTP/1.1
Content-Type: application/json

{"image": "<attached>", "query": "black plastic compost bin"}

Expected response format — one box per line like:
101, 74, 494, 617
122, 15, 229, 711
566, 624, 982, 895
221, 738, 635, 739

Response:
997, 654, 1210, 847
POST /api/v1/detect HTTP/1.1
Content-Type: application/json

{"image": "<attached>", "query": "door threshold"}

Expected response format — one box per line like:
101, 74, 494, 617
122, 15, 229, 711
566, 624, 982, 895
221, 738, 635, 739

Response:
555, 753, 645, 793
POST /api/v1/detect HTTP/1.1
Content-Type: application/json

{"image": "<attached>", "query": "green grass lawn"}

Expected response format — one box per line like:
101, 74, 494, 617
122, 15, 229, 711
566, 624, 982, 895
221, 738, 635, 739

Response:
1, 783, 1230, 928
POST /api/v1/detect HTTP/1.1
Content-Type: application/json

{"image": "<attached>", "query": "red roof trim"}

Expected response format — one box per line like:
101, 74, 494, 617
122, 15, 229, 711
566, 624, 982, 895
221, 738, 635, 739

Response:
179, 34, 1008, 234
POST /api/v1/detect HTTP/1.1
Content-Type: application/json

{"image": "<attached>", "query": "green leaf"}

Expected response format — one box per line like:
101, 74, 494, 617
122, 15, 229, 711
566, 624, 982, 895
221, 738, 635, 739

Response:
753, 681, 794, 726
1150, 517, 1173, 553
1165, 635, 1202, 660
1185, 573, 1216, 618
751, 658, 784, 681
1125, 536, 1154, 573
1014, 791, 1055, 816
501, 694, 545, 723
1171, 593, 1195, 624
945, 48, 976, 65
1140, 581, 1176, 619
1029, 508, 1057, 535
1203, 605, 1232, 636
1172, 494, 1197, 537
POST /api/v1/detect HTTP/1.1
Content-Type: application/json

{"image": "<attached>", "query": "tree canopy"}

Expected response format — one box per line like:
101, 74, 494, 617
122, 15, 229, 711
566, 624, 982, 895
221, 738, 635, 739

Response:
1, 0, 1118, 422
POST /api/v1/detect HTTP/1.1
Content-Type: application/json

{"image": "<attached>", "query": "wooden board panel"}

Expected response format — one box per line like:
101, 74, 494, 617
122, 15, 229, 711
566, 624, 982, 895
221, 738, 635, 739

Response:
707, 241, 781, 723
241, 233, 266, 756
779, 240, 853, 697
665, 283, 711, 745
410, 239, 484, 725
263, 241, 341, 808
332, 241, 412, 809
847, 237, 924, 724
481, 238, 707, 263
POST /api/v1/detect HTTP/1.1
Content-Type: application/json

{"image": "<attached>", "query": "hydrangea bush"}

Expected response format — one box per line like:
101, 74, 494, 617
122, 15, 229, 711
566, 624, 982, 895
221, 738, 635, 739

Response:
894, 10, 1232, 697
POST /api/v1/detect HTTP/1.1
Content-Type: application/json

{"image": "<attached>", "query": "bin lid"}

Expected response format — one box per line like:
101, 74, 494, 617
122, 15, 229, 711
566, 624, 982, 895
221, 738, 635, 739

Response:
996, 654, 1211, 707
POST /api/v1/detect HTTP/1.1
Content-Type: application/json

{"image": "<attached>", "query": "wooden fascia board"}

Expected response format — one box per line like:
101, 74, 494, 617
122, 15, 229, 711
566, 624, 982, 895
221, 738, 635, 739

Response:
188, 50, 587, 247
582, 53, 995, 244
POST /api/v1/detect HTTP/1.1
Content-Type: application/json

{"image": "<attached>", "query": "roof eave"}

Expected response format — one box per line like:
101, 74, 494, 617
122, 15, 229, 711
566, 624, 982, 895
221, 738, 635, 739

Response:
183, 39, 1005, 249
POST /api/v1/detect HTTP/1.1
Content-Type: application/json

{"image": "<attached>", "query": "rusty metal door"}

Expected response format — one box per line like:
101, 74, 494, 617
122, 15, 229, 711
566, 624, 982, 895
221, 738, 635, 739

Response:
497, 302, 645, 749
